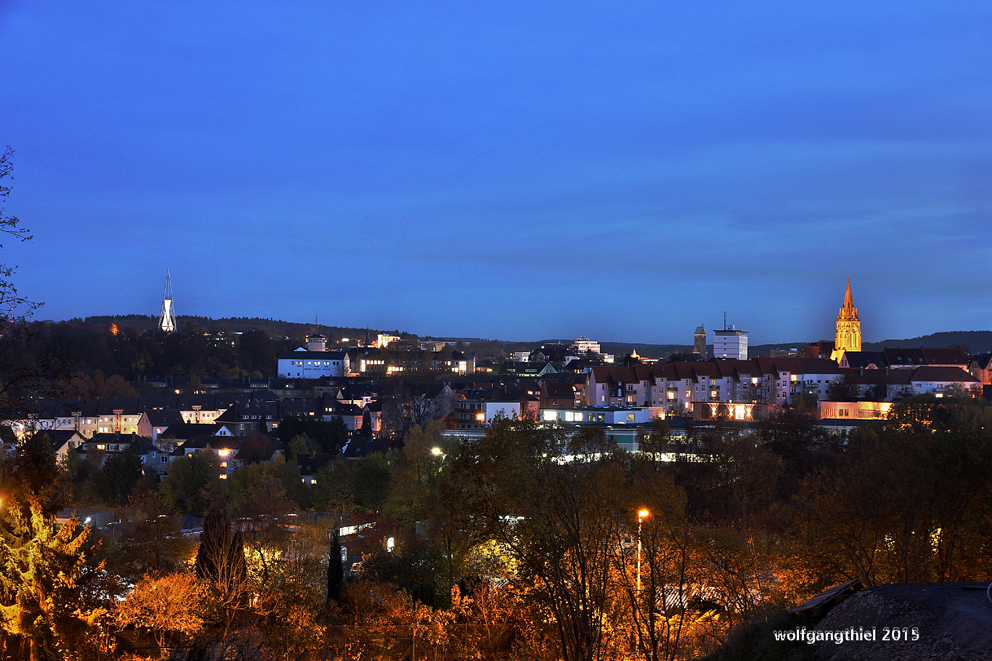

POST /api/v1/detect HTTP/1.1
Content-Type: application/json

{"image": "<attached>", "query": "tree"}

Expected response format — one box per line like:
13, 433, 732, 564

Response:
195, 506, 248, 630
1, 431, 66, 518
278, 414, 348, 454
114, 573, 208, 650
352, 453, 393, 512
826, 375, 860, 401
0, 147, 36, 322
102, 515, 196, 584
160, 453, 220, 515
362, 537, 450, 608
225, 461, 296, 585
453, 418, 627, 661
327, 530, 344, 605
95, 448, 143, 504
793, 396, 992, 586
236, 433, 276, 464
0, 505, 106, 661
196, 507, 247, 588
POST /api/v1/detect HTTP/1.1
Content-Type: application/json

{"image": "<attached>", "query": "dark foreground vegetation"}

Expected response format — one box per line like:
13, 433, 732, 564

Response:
2, 392, 990, 661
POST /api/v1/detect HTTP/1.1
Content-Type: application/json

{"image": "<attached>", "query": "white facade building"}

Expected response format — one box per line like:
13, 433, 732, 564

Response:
572, 336, 601, 355
277, 348, 350, 378
713, 328, 748, 360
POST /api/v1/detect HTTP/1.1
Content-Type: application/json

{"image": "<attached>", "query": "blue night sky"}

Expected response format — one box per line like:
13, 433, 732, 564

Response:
2, 1, 990, 345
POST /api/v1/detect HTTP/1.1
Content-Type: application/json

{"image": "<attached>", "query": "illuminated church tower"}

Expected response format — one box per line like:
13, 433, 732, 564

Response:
831, 278, 860, 361
159, 270, 177, 333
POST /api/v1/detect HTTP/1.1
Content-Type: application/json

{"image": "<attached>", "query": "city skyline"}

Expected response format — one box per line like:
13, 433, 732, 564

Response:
2, 2, 990, 344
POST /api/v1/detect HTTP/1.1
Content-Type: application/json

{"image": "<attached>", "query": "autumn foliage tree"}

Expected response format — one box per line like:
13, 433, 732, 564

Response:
0, 505, 107, 661
114, 573, 209, 650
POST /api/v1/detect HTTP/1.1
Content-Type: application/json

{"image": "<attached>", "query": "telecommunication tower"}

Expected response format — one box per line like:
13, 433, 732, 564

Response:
159, 270, 177, 333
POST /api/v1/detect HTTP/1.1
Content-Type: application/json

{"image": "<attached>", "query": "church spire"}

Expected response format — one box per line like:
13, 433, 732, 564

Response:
831, 277, 861, 361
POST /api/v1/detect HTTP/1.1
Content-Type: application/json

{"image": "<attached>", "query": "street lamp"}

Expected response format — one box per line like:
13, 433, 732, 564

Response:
431, 447, 442, 456
637, 509, 650, 592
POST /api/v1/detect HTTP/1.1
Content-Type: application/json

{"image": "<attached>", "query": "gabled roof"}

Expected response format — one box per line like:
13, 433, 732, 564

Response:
159, 423, 230, 439
179, 436, 242, 450
909, 366, 979, 383
96, 398, 140, 415
82, 433, 157, 454
330, 403, 364, 416
969, 353, 992, 371
34, 430, 83, 449
278, 398, 321, 416
796, 358, 844, 375
215, 400, 276, 423
884, 348, 927, 367
298, 453, 334, 476
542, 381, 575, 399
144, 409, 185, 427
921, 347, 969, 366
340, 435, 393, 459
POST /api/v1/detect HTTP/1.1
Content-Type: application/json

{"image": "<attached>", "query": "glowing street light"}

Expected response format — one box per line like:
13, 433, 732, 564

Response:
637, 509, 650, 592
431, 447, 442, 457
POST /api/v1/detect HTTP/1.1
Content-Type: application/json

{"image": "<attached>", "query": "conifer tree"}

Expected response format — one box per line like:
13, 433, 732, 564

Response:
195, 506, 246, 588
0, 503, 105, 661
327, 529, 344, 604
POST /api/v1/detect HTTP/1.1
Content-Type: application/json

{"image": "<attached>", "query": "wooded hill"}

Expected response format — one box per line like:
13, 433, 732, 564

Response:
82, 315, 413, 343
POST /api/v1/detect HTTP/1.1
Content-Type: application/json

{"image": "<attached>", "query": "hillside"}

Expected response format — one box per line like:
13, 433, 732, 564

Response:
73, 318, 992, 357
864, 330, 992, 354
82, 315, 413, 343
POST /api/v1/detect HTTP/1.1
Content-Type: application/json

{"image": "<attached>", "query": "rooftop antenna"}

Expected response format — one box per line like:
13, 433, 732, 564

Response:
159, 270, 176, 333
723, 311, 727, 331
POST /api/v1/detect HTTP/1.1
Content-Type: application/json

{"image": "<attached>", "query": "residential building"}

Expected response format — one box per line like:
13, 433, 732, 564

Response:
713, 326, 748, 360
968, 354, 992, 385
451, 398, 521, 430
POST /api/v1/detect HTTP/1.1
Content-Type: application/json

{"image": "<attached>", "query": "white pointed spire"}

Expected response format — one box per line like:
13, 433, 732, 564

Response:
159, 270, 176, 332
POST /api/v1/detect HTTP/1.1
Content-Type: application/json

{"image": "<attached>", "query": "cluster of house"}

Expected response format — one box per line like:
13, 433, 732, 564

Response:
5, 386, 383, 482
6, 305, 991, 476
276, 333, 476, 378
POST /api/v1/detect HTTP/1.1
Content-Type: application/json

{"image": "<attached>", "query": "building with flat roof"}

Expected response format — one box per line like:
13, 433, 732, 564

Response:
714, 327, 748, 360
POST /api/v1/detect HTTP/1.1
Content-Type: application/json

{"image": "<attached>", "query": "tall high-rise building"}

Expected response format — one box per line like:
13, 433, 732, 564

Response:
159, 270, 176, 333
713, 313, 747, 360
693, 325, 707, 359
831, 277, 861, 361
